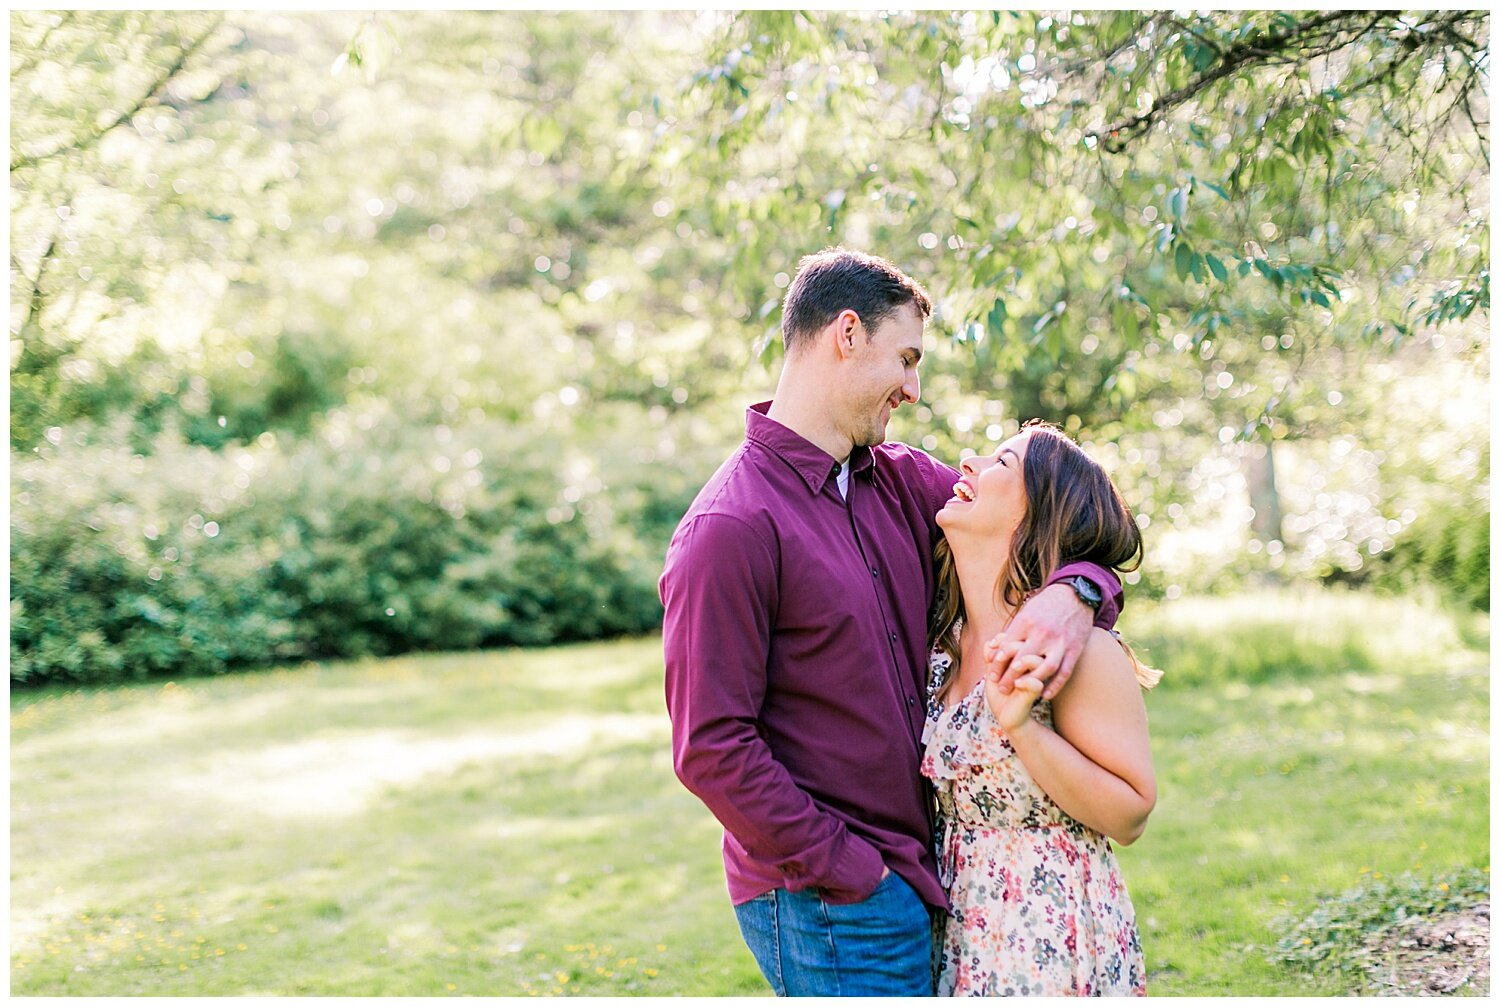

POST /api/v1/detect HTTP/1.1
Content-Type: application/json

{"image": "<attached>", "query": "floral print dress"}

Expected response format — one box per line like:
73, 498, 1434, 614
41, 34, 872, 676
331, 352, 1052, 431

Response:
920, 643, 1146, 997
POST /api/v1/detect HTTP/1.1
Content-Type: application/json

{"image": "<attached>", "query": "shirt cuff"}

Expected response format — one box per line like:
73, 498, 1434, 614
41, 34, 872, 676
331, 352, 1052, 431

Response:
781, 826, 885, 905
1048, 561, 1122, 630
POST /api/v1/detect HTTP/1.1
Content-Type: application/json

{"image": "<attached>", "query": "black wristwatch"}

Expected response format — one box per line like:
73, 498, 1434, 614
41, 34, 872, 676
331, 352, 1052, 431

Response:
1065, 575, 1103, 613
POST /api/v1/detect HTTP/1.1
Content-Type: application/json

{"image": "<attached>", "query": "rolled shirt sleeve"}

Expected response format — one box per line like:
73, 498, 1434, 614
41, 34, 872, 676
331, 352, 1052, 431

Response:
1047, 561, 1124, 629
661, 512, 885, 903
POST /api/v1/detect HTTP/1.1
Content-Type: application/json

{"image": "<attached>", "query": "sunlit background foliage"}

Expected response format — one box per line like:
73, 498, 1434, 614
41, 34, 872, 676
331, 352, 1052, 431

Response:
10, 10, 1490, 686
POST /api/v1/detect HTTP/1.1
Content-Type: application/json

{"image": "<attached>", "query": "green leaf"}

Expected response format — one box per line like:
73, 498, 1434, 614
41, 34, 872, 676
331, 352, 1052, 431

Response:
1206, 254, 1228, 281
986, 298, 1007, 337
1238, 259, 1253, 277
1174, 242, 1193, 280
1169, 187, 1187, 219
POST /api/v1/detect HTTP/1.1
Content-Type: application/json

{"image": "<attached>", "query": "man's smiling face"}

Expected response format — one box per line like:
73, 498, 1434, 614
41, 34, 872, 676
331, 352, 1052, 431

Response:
847, 301, 924, 448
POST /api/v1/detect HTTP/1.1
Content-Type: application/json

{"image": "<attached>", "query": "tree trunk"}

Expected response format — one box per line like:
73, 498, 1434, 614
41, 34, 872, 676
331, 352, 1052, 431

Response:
1244, 443, 1283, 543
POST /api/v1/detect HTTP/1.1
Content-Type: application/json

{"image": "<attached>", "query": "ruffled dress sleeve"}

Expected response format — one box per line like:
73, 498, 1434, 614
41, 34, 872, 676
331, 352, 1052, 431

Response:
921, 675, 1018, 782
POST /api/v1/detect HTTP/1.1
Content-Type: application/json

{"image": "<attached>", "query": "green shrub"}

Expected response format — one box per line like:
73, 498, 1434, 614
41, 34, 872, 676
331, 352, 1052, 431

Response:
1373, 503, 1490, 612
10, 413, 695, 686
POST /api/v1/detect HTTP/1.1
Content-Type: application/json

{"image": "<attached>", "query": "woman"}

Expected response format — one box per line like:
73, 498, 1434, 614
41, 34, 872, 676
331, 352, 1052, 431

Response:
922, 420, 1160, 997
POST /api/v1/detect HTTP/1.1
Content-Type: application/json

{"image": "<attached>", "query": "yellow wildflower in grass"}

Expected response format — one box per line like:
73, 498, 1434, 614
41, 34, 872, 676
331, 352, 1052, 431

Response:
236, 944, 247, 951
446, 983, 457, 991
643, 968, 658, 978
1279, 874, 1289, 883
655, 944, 666, 952
1439, 882, 1450, 891
1358, 866, 1371, 874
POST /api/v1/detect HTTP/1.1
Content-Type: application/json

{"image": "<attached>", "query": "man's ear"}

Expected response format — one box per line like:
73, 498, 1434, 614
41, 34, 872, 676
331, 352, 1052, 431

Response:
831, 309, 863, 360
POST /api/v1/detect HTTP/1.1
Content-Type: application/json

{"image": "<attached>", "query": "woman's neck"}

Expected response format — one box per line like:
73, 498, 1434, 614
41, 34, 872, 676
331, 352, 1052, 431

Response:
949, 532, 1016, 652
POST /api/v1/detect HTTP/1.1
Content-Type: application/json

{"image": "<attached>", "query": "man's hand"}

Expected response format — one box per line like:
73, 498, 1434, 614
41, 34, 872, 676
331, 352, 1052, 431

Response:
982, 582, 1094, 700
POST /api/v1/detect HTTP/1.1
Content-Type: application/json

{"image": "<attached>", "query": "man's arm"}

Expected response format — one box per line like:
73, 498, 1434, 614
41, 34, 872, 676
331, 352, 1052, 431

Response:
660, 513, 886, 904
982, 561, 1123, 701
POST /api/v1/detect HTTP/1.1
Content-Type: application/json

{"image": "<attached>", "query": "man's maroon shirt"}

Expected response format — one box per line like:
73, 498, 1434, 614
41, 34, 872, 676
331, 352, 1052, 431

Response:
660, 402, 1122, 909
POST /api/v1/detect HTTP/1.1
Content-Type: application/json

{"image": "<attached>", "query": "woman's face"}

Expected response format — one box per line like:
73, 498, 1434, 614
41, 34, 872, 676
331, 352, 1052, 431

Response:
937, 431, 1031, 540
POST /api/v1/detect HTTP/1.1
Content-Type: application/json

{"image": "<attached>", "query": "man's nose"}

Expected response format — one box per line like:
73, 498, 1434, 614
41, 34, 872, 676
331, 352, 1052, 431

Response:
902, 372, 920, 404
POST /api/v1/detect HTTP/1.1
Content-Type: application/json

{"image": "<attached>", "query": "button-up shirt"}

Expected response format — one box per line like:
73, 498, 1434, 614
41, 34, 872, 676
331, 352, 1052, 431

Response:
660, 402, 1121, 909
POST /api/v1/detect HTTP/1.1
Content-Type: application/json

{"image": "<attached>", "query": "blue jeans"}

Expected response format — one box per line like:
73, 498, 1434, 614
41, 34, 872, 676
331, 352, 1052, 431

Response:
732, 871, 934, 996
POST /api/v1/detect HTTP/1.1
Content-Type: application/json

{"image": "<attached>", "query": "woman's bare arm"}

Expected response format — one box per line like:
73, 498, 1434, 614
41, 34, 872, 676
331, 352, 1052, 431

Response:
986, 628, 1157, 844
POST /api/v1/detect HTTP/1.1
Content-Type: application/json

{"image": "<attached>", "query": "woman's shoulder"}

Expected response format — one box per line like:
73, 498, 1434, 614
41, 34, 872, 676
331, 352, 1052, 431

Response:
1066, 628, 1140, 695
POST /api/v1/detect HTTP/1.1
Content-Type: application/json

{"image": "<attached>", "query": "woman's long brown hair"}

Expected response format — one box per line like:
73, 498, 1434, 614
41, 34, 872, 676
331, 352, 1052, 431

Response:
930, 420, 1161, 692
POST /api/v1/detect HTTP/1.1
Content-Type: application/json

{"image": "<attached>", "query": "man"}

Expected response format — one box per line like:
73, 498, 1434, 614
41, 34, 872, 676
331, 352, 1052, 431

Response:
660, 248, 1122, 996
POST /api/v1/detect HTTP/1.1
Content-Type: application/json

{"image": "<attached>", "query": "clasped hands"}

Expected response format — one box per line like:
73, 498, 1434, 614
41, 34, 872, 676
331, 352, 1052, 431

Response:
979, 583, 1093, 733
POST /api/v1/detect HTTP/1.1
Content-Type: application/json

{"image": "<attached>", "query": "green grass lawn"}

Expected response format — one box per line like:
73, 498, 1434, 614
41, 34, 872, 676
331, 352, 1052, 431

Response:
10, 589, 1489, 995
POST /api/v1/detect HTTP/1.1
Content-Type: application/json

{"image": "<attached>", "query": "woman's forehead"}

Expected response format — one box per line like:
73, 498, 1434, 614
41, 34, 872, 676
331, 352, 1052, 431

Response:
998, 430, 1032, 455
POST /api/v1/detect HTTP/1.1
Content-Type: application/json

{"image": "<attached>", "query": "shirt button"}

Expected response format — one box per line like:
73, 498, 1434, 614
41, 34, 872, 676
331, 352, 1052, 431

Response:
871, 567, 879, 577
889, 632, 897, 642
907, 696, 916, 707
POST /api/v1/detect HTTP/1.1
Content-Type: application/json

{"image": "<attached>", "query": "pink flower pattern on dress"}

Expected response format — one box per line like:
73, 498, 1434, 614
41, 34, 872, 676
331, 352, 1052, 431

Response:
921, 643, 1146, 997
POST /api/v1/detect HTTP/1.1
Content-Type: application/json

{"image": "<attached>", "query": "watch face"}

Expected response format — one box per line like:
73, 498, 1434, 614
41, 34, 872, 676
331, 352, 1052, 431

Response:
1071, 577, 1101, 605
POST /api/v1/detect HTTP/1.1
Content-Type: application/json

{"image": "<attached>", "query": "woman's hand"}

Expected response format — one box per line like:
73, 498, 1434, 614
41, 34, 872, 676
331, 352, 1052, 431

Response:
983, 582, 1094, 700
984, 654, 1044, 734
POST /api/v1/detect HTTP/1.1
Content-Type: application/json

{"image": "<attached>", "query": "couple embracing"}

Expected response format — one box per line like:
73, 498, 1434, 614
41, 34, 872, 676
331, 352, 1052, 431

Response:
661, 248, 1159, 997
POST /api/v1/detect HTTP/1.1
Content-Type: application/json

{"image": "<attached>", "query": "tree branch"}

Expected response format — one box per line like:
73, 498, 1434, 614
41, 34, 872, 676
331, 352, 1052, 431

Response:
14, 231, 60, 339
10, 12, 75, 79
10, 18, 223, 173
1087, 11, 1391, 153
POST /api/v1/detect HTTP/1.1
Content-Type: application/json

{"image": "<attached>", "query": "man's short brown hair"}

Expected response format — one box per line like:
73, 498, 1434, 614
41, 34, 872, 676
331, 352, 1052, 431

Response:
780, 247, 933, 352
